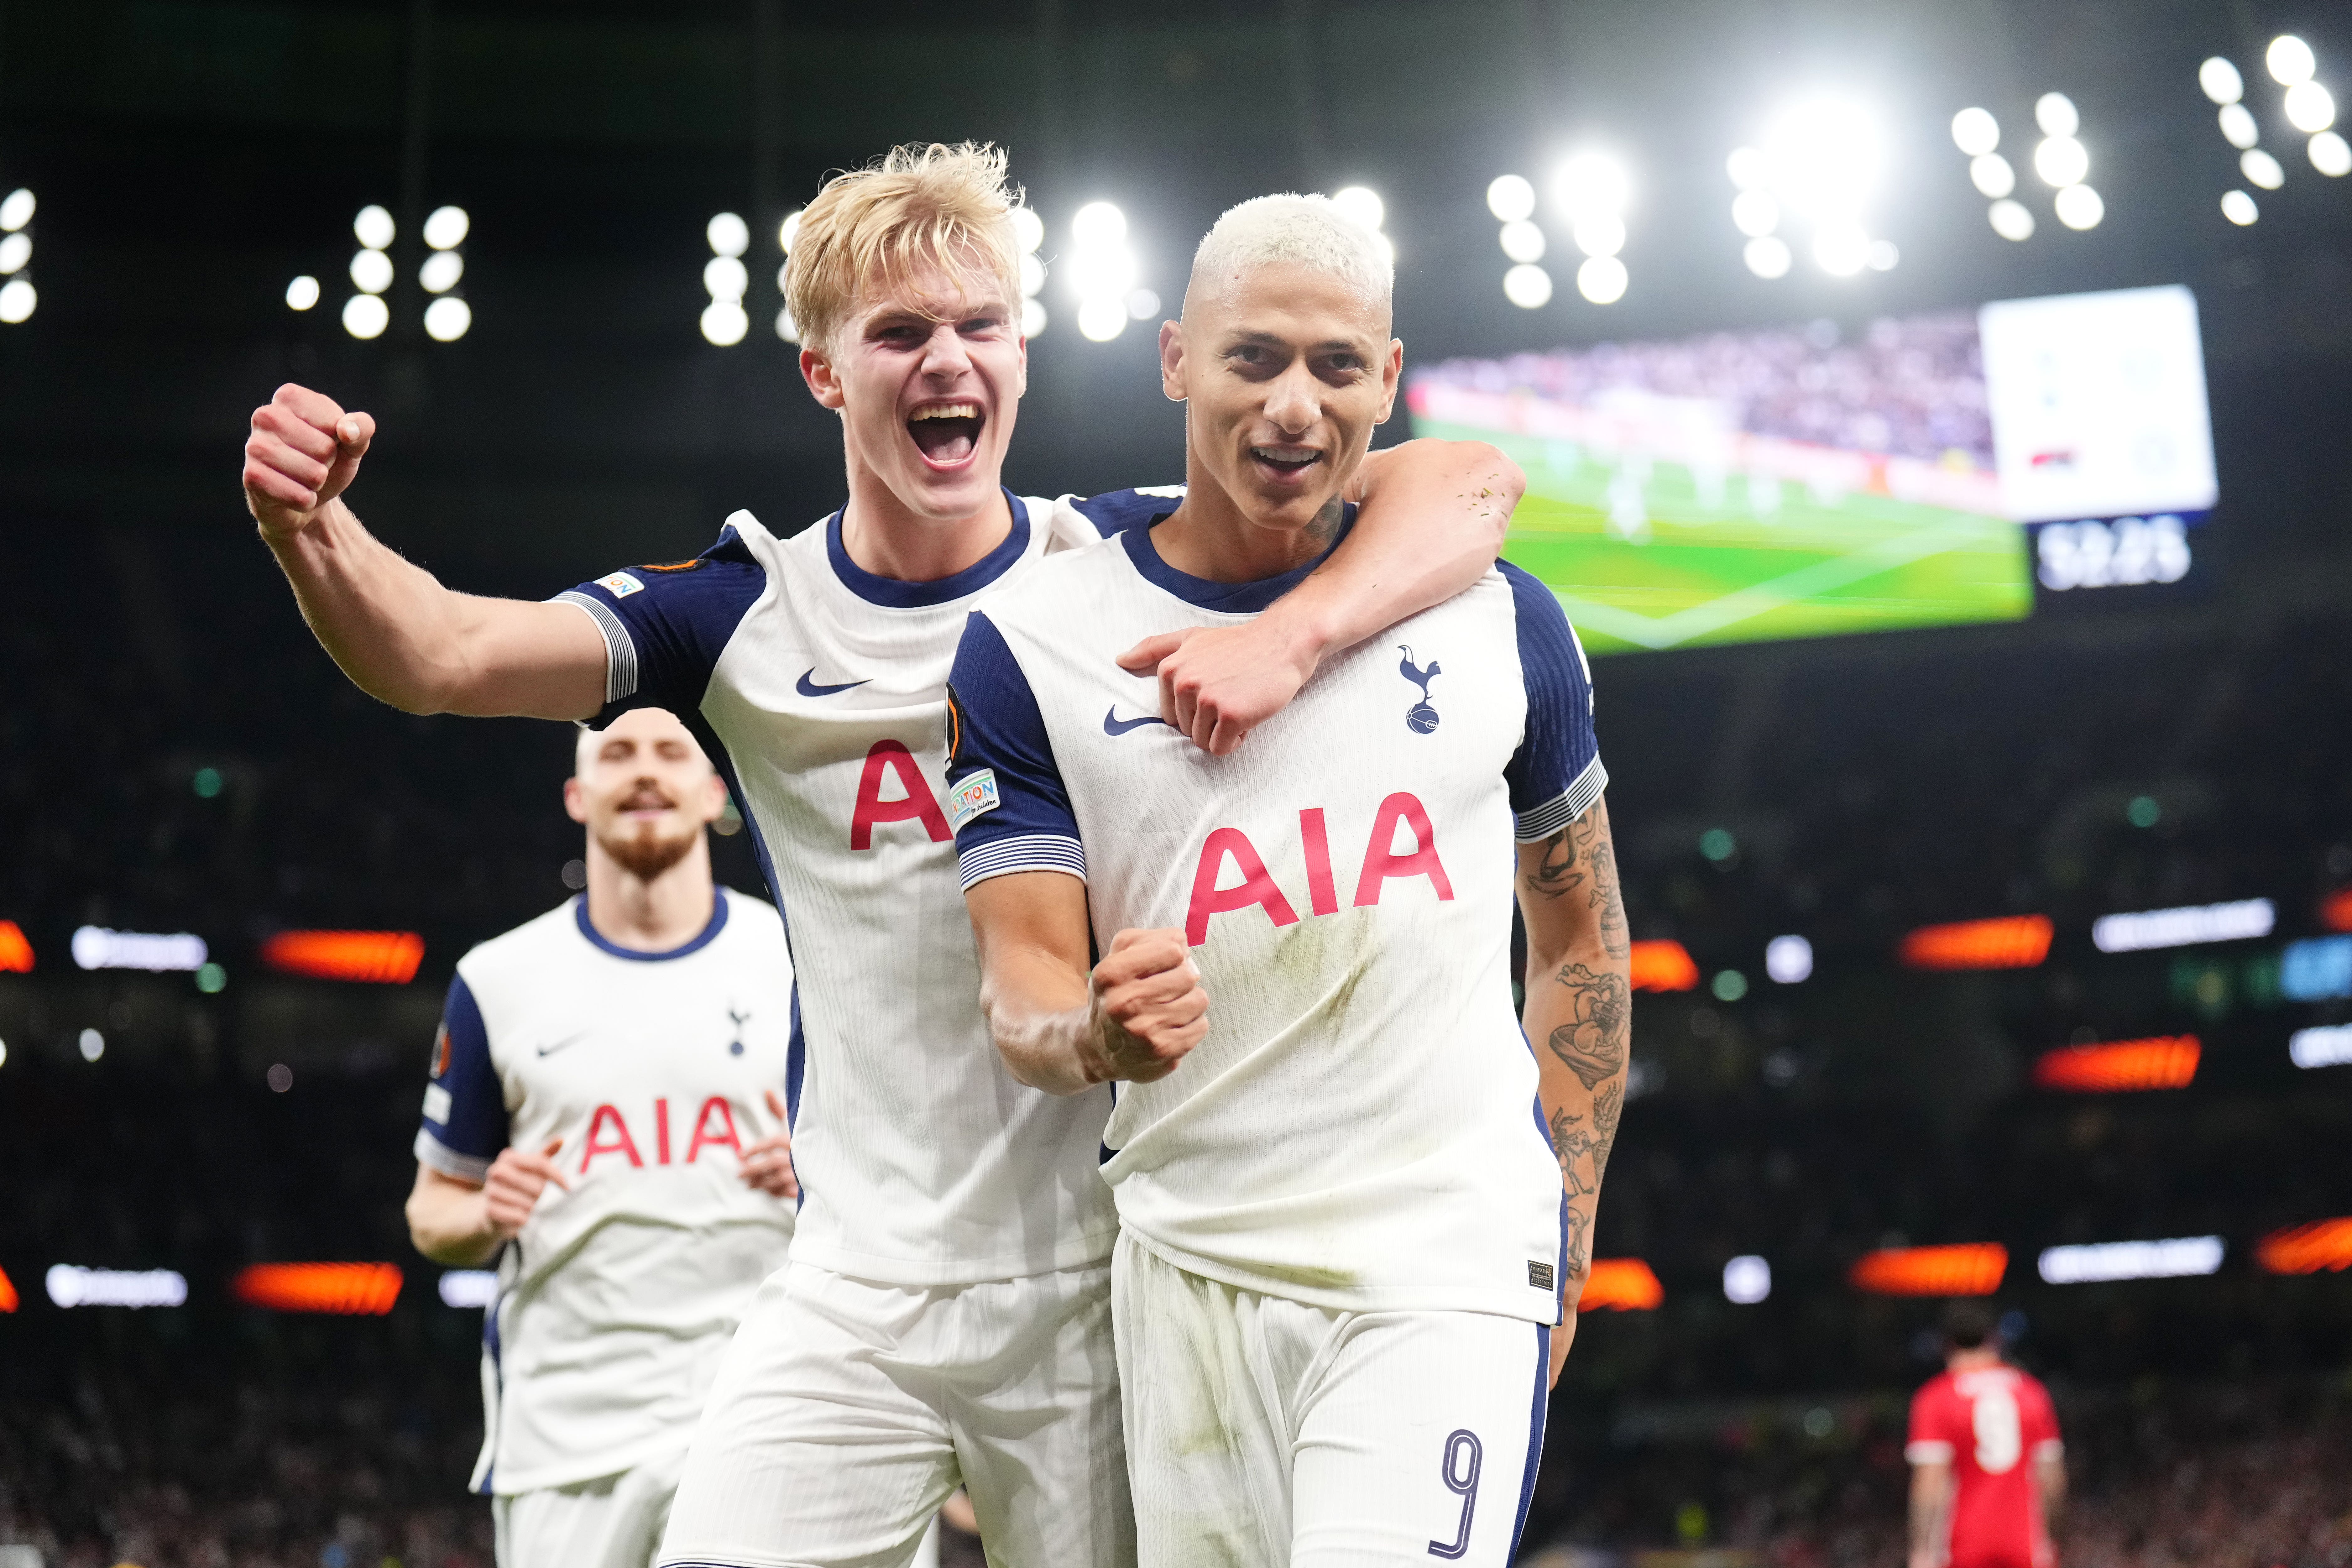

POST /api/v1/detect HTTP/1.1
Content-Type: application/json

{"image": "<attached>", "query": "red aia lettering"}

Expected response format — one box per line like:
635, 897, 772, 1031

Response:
654, 1097, 672, 1165
849, 740, 952, 851
1299, 808, 1340, 917
1185, 827, 1301, 946
686, 1096, 743, 1162
579, 1103, 644, 1172
1353, 792, 1455, 907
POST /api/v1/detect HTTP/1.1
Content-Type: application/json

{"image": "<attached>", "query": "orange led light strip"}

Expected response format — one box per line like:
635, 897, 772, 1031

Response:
0, 1265, 18, 1313
0, 920, 32, 974
1899, 915, 2053, 971
1849, 1243, 2008, 1297
260, 930, 425, 984
2255, 1217, 2352, 1276
232, 1263, 404, 1315
1579, 1258, 1665, 1311
1629, 940, 1700, 993
2032, 1036, 2201, 1093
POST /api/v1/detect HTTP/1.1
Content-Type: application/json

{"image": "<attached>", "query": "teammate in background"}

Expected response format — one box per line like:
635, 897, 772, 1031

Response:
947, 194, 1626, 1566
405, 706, 800, 1568
243, 144, 1523, 1566
1906, 1303, 2066, 1568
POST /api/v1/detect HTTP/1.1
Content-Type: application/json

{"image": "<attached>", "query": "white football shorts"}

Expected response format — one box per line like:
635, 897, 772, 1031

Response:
657, 1258, 1132, 1568
495, 1445, 686, 1568
1112, 1233, 1551, 1568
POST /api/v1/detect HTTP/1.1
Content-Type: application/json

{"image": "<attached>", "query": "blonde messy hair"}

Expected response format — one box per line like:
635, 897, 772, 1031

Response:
786, 141, 1025, 356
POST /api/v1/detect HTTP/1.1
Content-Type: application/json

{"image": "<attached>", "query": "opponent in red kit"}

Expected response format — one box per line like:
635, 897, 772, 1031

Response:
1906, 1303, 2066, 1568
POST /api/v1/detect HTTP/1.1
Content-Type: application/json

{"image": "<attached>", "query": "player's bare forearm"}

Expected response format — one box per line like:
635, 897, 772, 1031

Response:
1517, 797, 1631, 1301
1908, 1462, 1954, 1567
404, 1163, 505, 1267
2036, 1451, 2067, 1531
967, 872, 1111, 1095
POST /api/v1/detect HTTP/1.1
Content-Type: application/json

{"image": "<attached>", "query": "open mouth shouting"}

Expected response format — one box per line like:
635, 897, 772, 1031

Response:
1249, 442, 1324, 485
908, 400, 985, 468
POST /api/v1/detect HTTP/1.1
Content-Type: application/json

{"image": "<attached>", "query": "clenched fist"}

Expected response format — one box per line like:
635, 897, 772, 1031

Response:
1085, 928, 1209, 1084
244, 382, 376, 540
481, 1137, 570, 1239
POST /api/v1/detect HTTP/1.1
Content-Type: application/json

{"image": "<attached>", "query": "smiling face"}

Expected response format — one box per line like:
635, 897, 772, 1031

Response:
563, 708, 727, 883
1164, 259, 1401, 539
800, 262, 1026, 527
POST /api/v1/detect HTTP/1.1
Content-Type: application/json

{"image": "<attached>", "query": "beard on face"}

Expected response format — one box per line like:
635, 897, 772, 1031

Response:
595, 784, 701, 881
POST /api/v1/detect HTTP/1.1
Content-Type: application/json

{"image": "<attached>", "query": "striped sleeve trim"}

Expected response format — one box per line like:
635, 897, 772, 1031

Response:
552, 591, 639, 705
958, 834, 1088, 892
1513, 755, 1608, 842
414, 1126, 493, 1185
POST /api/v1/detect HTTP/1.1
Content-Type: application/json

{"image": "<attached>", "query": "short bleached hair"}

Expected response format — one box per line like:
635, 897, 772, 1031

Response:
787, 142, 1026, 356
1185, 193, 1393, 319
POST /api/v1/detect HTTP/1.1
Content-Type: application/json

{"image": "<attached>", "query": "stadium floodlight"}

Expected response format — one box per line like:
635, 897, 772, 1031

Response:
1499, 219, 1545, 262
1812, 223, 1870, 276
1502, 263, 1553, 308
2054, 184, 2105, 230
1330, 185, 1385, 232
46, 1265, 188, 1309
1071, 201, 1127, 248
1951, 107, 2000, 156
1486, 173, 1536, 222
285, 274, 320, 311
1075, 295, 1126, 342
2290, 1023, 2352, 1069
78, 1028, 103, 1061
1064, 244, 1136, 303
2268, 34, 2316, 86
419, 250, 463, 294
0, 279, 34, 324
703, 255, 749, 303
71, 926, 207, 972
1019, 252, 1046, 298
1126, 288, 1160, 321
2092, 898, 2276, 954
422, 204, 469, 251
1722, 1255, 1772, 1304
1743, 235, 1792, 278
2034, 135, 2089, 187
2035, 91, 2081, 138
0, 186, 32, 232
1575, 254, 1628, 305
706, 211, 750, 259
1731, 189, 1779, 237
1764, 98, 1880, 220
2314, 131, 2352, 176
349, 247, 394, 295
438, 1269, 497, 1308
1970, 153, 2017, 198
2219, 103, 2261, 148
423, 296, 472, 342
2285, 80, 2337, 133
2240, 148, 2286, 189
1555, 151, 1632, 219
776, 304, 799, 342
0, 232, 26, 274
1765, 934, 1813, 984
699, 299, 748, 346
1020, 296, 1046, 337
778, 208, 805, 253
2037, 1236, 2224, 1284
353, 203, 395, 250
1571, 212, 1626, 258
2221, 189, 2260, 224
2200, 56, 2245, 105
1725, 146, 1768, 190
1008, 205, 1043, 255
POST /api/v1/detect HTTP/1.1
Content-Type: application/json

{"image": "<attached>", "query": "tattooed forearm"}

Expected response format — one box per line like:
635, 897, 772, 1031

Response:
1548, 1106, 1597, 1196
1569, 799, 1630, 958
1526, 825, 1584, 902
1561, 1201, 1591, 1277
1547, 962, 1630, 1089
1590, 1080, 1622, 1188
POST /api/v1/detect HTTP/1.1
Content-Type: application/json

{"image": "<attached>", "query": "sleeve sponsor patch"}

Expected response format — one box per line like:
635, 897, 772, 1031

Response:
422, 1082, 453, 1125
594, 571, 645, 599
946, 769, 1001, 832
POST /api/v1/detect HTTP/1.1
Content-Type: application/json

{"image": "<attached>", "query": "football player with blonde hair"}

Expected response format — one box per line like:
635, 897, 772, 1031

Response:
243, 142, 1524, 1567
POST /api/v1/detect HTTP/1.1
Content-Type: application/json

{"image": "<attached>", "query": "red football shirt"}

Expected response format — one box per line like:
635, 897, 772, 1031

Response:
1906, 1363, 2062, 1568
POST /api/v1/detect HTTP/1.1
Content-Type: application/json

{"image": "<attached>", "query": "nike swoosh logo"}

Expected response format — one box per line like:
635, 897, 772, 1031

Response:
797, 669, 870, 698
535, 1032, 591, 1058
1103, 706, 1173, 736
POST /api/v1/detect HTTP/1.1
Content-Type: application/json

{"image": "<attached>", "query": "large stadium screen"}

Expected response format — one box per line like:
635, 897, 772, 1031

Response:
1407, 285, 2218, 655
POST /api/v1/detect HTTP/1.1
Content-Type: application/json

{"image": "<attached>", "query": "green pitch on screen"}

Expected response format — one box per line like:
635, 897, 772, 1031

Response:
1420, 425, 2035, 655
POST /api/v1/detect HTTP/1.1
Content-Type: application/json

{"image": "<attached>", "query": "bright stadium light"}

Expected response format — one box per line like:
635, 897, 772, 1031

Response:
2035, 135, 2090, 187
1731, 189, 1779, 236
1072, 201, 1127, 248
2055, 184, 2105, 229
776, 304, 799, 342
2092, 898, 2275, 953
419, 250, 463, 294
2036, 91, 2081, 138
778, 208, 805, 253
703, 255, 749, 302
438, 1269, 497, 1308
342, 292, 388, 337
1126, 288, 1160, 320
706, 211, 750, 259
1867, 238, 1899, 269
2038, 1236, 2224, 1284
1813, 222, 1869, 275
1499, 219, 1545, 262
1008, 205, 1043, 255
1575, 254, 1627, 304
1067, 202, 1139, 342
1502, 262, 1552, 308
1330, 185, 1384, 232
0, 279, 33, 323
1555, 152, 1632, 219
0, 233, 27, 274
2222, 188, 2260, 224
2219, 103, 2261, 148
1952, 107, 2000, 156
1021, 297, 1047, 337
1970, 154, 2017, 198
46, 1265, 188, 1309
0, 186, 33, 231
2241, 148, 2286, 189
2268, 34, 2316, 86
1989, 199, 2036, 240
1723, 1255, 1772, 1304
1743, 235, 1792, 277
354, 204, 395, 250
2201, 56, 2245, 105
699, 299, 748, 346
2314, 131, 2352, 175
79, 1027, 104, 1061
1486, 174, 1536, 222
1019, 252, 1046, 298
2286, 81, 2337, 133
423, 296, 472, 342
285, 274, 320, 311
1571, 212, 1626, 258
2291, 1024, 2352, 1069
1725, 146, 1768, 189
1076, 294, 1126, 341
349, 248, 394, 295
1765, 935, 1814, 983
422, 204, 470, 251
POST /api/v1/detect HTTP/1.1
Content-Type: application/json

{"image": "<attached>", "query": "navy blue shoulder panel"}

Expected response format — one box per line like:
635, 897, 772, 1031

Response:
1067, 488, 1184, 539
1498, 560, 1602, 821
564, 522, 768, 727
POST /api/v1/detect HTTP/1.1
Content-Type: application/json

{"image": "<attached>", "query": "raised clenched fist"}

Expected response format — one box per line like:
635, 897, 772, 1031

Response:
1086, 927, 1209, 1084
243, 382, 376, 541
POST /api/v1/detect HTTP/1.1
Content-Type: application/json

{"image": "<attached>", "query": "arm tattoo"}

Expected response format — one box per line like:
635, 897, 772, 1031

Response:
1570, 801, 1630, 959
1548, 1106, 1597, 1196
1526, 826, 1583, 902
1547, 962, 1629, 1089
1590, 1081, 1622, 1189
1561, 1200, 1591, 1278
1305, 494, 1346, 546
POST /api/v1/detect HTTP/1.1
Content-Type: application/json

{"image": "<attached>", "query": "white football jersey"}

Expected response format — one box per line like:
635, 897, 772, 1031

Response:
944, 492, 1605, 1325
555, 494, 1126, 1287
414, 889, 798, 1494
